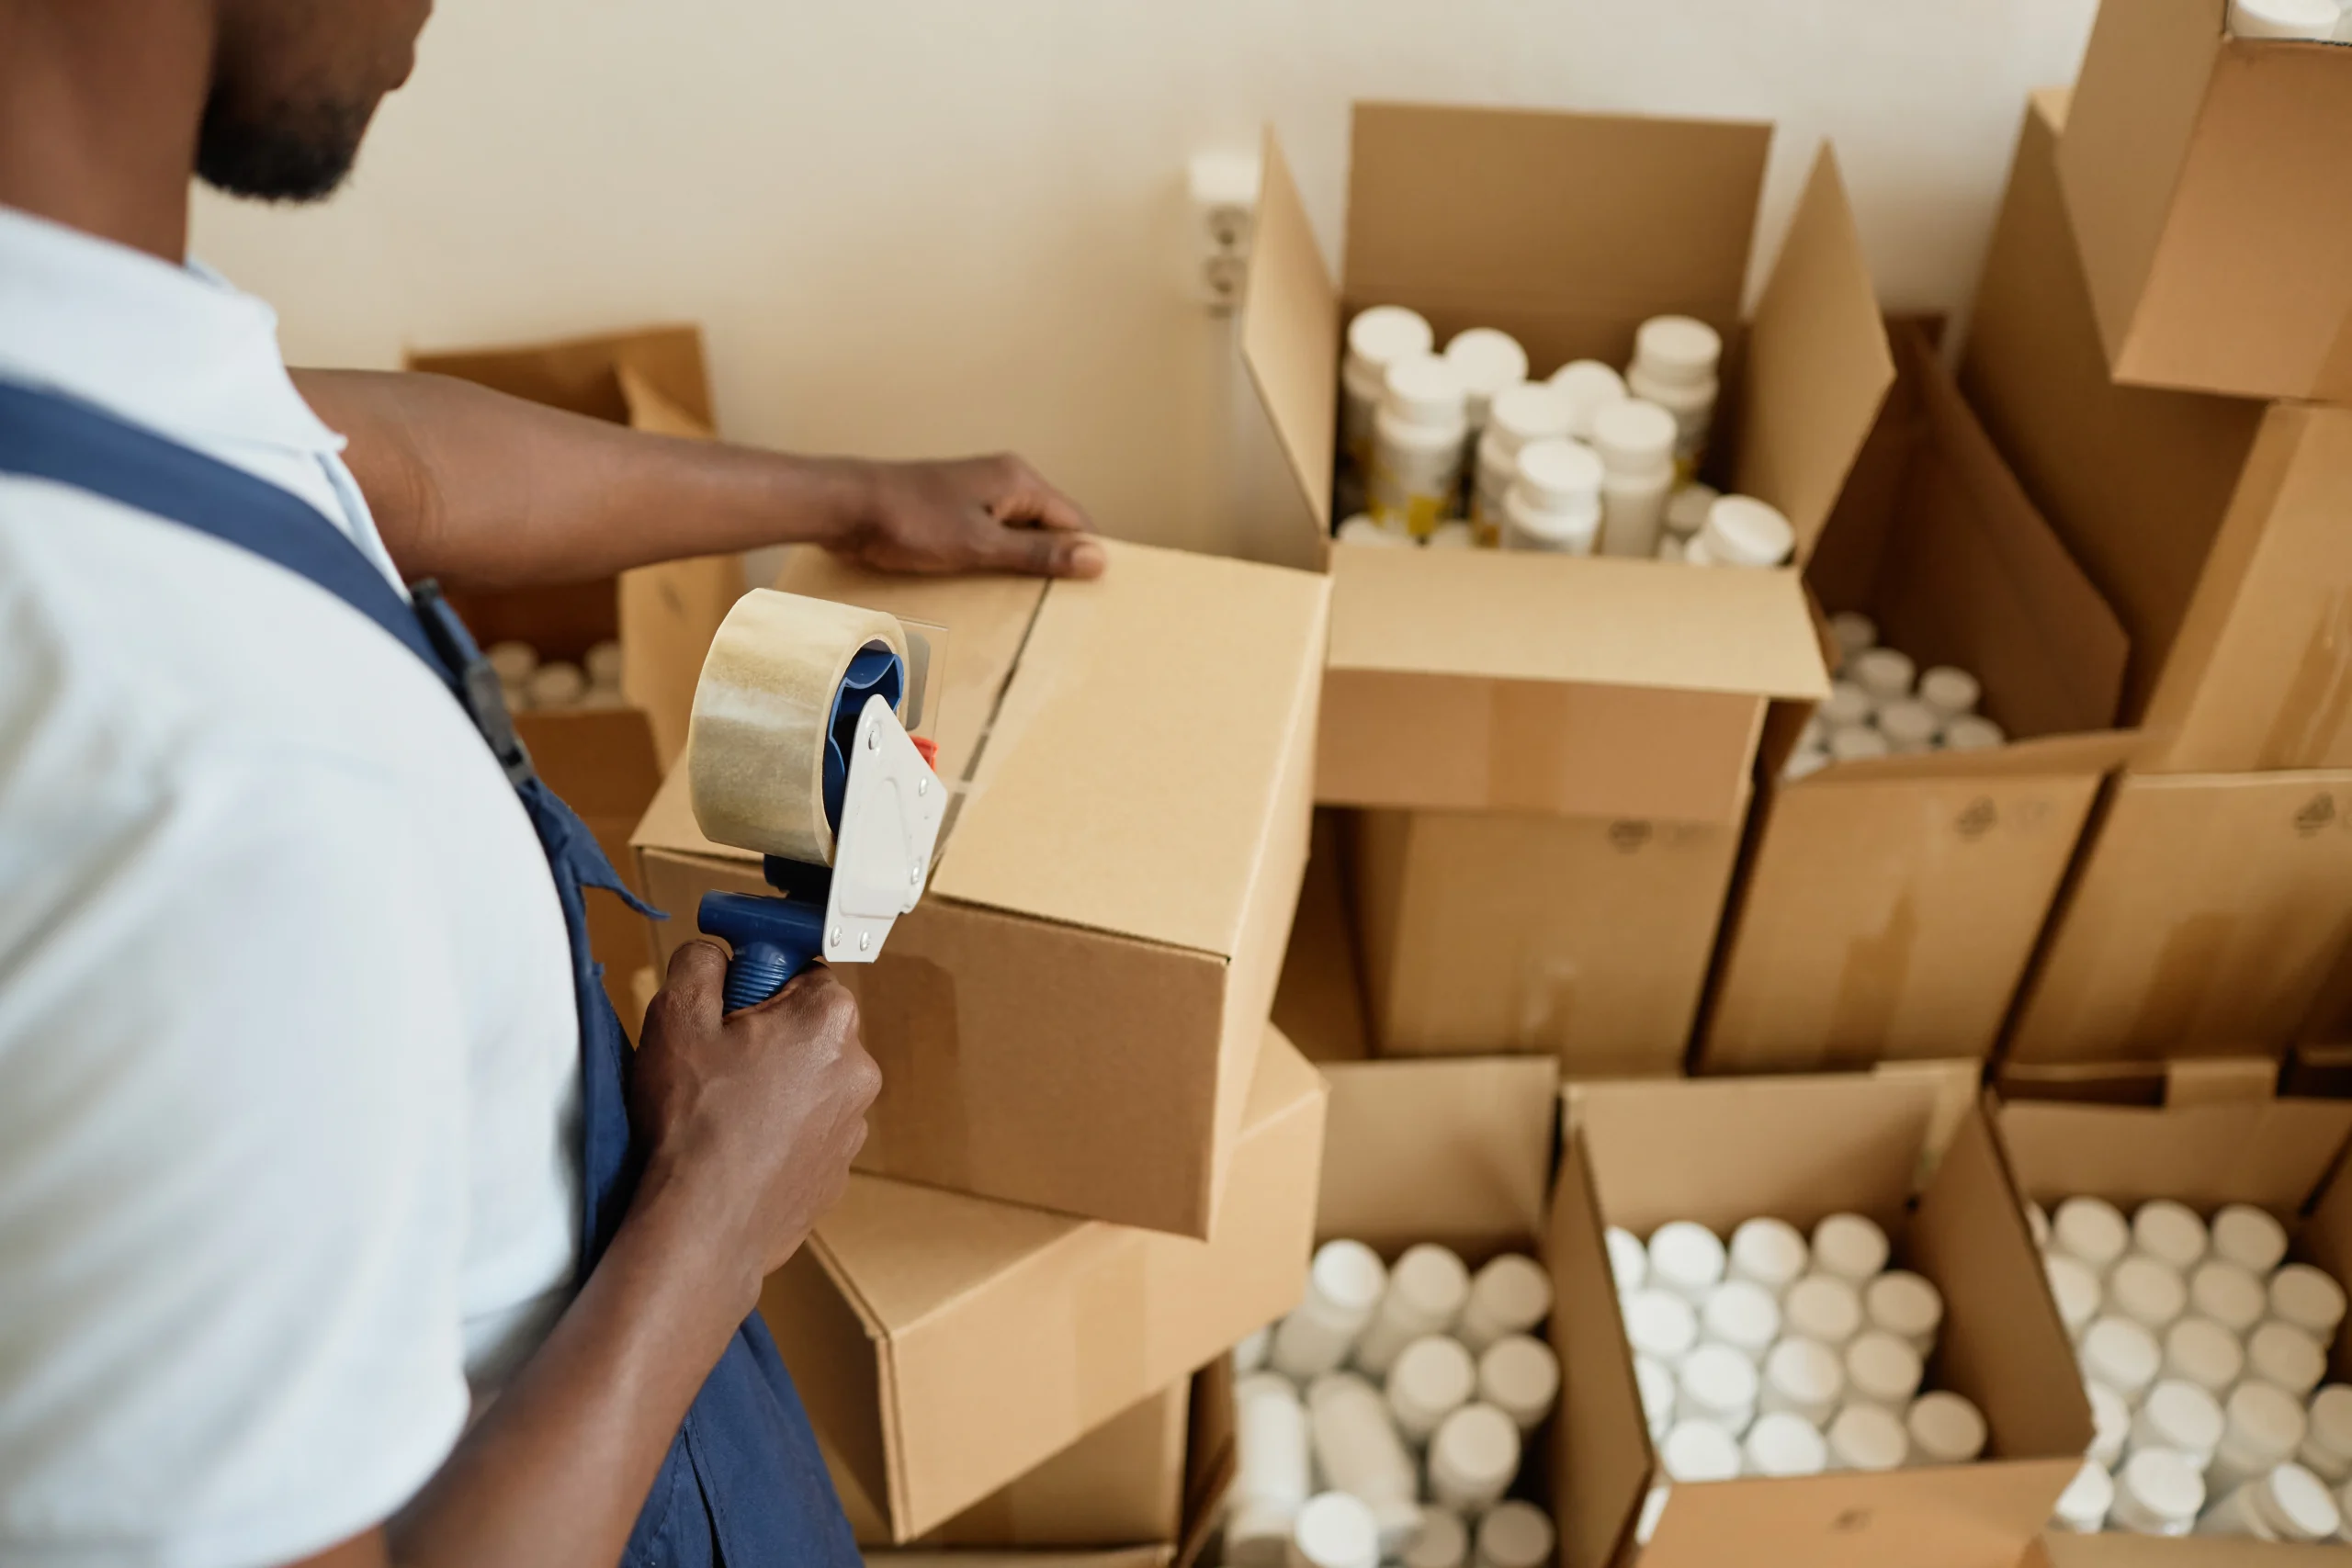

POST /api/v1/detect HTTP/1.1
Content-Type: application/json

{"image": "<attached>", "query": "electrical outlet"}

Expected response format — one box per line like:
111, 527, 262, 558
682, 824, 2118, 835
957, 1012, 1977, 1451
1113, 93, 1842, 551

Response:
1186, 149, 1261, 314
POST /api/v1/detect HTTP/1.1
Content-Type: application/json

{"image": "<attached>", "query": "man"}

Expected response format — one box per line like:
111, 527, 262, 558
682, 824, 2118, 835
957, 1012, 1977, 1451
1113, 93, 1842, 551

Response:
0, 2, 1100, 1564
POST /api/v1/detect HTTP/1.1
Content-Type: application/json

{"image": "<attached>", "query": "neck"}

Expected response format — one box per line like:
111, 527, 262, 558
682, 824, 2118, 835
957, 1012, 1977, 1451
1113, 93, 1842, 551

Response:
0, 0, 215, 261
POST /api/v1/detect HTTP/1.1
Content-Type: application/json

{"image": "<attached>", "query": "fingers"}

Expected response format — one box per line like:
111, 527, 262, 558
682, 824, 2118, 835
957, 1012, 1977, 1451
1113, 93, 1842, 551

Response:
662, 940, 728, 1010
986, 455, 1094, 535
993, 526, 1105, 580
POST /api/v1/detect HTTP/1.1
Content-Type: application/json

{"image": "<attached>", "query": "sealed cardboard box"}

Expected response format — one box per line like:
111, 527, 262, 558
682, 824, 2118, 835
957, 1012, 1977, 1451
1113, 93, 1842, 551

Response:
633, 541, 1328, 1236
1963, 90, 2352, 775
410, 326, 744, 1025
1348, 800, 1744, 1074
1558, 1075, 2090, 1568
2058, 0, 2352, 402
2003, 770, 2352, 1066
760, 1026, 1324, 1542
1697, 323, 2132, 1074
1238, 103, 1894, 824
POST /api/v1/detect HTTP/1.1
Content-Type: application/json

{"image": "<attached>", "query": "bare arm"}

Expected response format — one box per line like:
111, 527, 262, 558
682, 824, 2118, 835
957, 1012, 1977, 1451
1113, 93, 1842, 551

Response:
293, 368, 1103, 591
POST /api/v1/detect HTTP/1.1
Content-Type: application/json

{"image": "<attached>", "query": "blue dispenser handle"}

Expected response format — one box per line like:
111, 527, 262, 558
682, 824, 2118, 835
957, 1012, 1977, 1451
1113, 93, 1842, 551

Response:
697, 892, 827, 1013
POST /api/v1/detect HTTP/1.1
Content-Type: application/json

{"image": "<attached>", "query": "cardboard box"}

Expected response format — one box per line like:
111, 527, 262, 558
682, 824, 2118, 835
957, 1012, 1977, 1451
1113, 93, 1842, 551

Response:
1269, 810, 1374, 1066
1238, 103, 1896, 824
1558, 1075, 2090, 1568
1997, 1056, 2284, 1111
1696, 323, 2133, 1074
2057, 0, 2352, 402
2030, 1525, 2352, 1568
759, 1025, 1325, 1543
1347, 801, 1744, 1074
407, 326, 744, 1025
1962, 90, 2352, 774
633, 540, 1329, 1236
2003, 769, 2352, 1065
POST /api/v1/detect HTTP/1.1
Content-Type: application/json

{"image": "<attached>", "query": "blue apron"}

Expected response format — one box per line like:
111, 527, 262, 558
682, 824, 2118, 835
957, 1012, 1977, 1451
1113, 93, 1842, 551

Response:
0, 379, 858, 1568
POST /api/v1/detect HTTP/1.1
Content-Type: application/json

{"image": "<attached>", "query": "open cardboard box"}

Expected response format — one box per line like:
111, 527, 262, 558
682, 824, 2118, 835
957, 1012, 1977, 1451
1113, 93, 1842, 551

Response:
2057, 0, 2352, 403
1238, 102, 1895, 826
406, 326, 744, 1025
758, 1025, 1324, 1544
2031, 1532, 2352, 1568
632, 540, 1328, 1236
1696, 321, 2134, 1074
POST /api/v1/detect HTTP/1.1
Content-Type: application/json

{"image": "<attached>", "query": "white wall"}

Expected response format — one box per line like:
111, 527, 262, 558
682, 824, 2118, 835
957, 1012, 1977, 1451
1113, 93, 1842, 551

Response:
193, 0, 2099, 568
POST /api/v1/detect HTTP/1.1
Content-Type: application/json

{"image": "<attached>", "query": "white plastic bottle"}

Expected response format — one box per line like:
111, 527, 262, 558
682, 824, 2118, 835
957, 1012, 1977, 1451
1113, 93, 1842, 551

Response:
2111, 1450, 2205, 1537
1306, 1372, 1419, 1524
1784, 1275, 1864, 1348
1234, 1325, 1272, 1375
1812, 1213, 1892, 1284
1941, 715, 2007, 753
1426, 522, 1476, 550
1916, 665, 1980, 721
1623, 1287, 1700, 1371
1648, 1221, 1728, 1304
1472, 382, 1576, 542
1863, 1271, 1942, 1355
585, 637, 626, 692
1385, 1334, 1476, 1445
1591, 399, 1678, 559
1443, 328, 1529, 439
1272, 1240, 1389, 1381
1821, 681, 1874, 731
1335, 513, 1417, 548
2088, 1382, 2132, 1471
1827, 726, 1891, 764
2301, 1385, 2352, 1483
1906, 1391, 1988, 1467
2229, 0, 2342, 39
2127, 1199, 2209, 1272
2046, 1256, 2102, 1343
2109, 1256, 2189, 1336
1499, 438, 1603, 555
1231, 1373, 1313, 1565
1343, 307, 1435, 481
488, 639, 539, 687
2082, 1316, 2163, 1406
2270, 1263, 2349, 1344
2163, 1316, 2247, 1401
2199, 1463, 2345, 1542
2127, 1380, 2225, 1470
1353, 1243, 1471, 1376
1661, 482, 1719, 558
1473, 1502, 1554, 1568
1428, 1403, 1522, 1514
1627, 315, 1723, 479
1842, 1330, 1923, 1413
1476, 1335, 1560, 1432
1635, 1355, 1679, 1439
1727, 1216, 1810, 1299
1676, 1343, 1760, 1438
1399, 1506, 1469, 1568
1605, 1225, 1650, 1296
2247, 1320, 2329, 1400
1370, 355, 1469, 539
2053, 1197, 2132, 1280
2191, 1259, 2270, 1337
1826, 1403, 1910, 1472
1702, 1280, 1782, 1365
1849, 648, 1917, 708
1289, 1491, 1383, 1568
1548, 359, 1628, 440
1459, 1254, 1552, 1353
2052, 1460, 2116, 1533
529, 660, 586, 710
1743, 1411, 1829, 1478
1684, 494, 1794, 570
2210, 1382, 2311, 1494
1829, 612, 1879, 660
2212, 1204, 2291, 1276
1760, 1337, 1844, 1427
1640, 1420, 1740, 1543
1874, 699, 1940, 756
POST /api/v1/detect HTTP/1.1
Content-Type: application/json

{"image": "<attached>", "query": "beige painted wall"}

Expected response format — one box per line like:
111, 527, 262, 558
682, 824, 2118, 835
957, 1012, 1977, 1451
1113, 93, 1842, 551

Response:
192, 0, 2098, 568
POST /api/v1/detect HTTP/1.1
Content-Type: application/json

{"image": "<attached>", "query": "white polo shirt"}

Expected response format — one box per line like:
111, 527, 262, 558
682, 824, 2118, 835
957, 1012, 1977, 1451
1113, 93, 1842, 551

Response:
0, 206, 583, 1567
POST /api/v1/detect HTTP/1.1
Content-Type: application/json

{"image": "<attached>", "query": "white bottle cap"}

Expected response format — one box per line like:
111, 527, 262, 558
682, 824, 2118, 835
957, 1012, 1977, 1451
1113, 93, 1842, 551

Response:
2162, 1315, 2245, 1396
1697, 495, 1794, 569
1348, 305, 1435, 370
1941, 715, 2007, 752
1916, 665, 1980, 718
2304, 1385, 2352, 1479
1624, 1287, 1700, 1367
1382, 354, 1467, 428
2054, 1197, 2132, 1276
1702, 1280, 1782, 1363
2229, 0, 2340, 39
1665, 482, 1720, 540
2271, 1263, 2348, 1340
1291, 1491, 1382, 1568
1676, 1343, 1759, 1427
1785, 1274, 1864, 1347
2190, 1259, 2270, 1335
1476, 1335, 1559, 1431
1311, 1239, 1388, 1316
1485, 381, 1577, 452
1742, 1411, 1828, 1477
1386, 1334, 1476, 1439
1875, 699, 1940, 755
1635, 1355, 1679, 1438
2053, 1459, 2115, 1533
1605, 1226, 1650, 1295
1443, 329, 1529, 409
1547, 359, 1629, 437
1781, 743, 1831, 785
1658, 1418, 1742, 1482
584, 637, 625, 689
1843, 1330, 1923, 1409
1336, 513, 1416, 547
2117, 1449, 2204, 1530
2129, 1199, 2209, 1273
1399, 1506, 1468, 1568
1729, 1216, 1811, 1296
1812, 1213, 1891, 1283
1826, 1403, 1909, 1472
1234, 1325, 1272, 1374
1512, 437, 1604, 510
1461, 1255, 1552, 1351
1762, 1336, 1844, 1418
1389, 1244, 1472, 1328
2088, 1381, 2132, 1470
486, 639, 539, 683
2222, 1380, 2309, 1471
1590, 398, 1677, 474
1849, 648, 1917, 704
2211, 1203, 2290, 1276
2027, 1201, 2053, 1251
1829, 611, 1879, 658
2134, 1379, 2223, 1462
529, 660, 586, 708
1906, 1391, 1988, 1466
2248, 1319, 2329, 1398
1648, 1222, 1727, 1302
1827, 725, 1890, 763
2082, 1316, 2162, 1400
1474, 1501, 1554, 1568
1863, 1271, 1943, 1354
2046, 1255, 2102, 1339
2109, 1257, 2188, 1334
1821, 681, 1874, 729
1634, 315, 1724, 382
1425, 522, 1476, 550
2259, 1463, 2345, 1542
1428, 1404, 1521, 1510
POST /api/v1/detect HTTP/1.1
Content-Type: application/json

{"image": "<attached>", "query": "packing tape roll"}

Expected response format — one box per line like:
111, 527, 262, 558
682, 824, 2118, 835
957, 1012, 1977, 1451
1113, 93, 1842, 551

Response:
688, 588, 908, 867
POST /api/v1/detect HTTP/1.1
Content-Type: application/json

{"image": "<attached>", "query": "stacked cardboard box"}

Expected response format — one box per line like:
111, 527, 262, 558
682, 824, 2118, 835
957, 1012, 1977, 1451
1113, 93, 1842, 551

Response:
1960, 83, 2352, 1071
1238, 101, 1894, 1075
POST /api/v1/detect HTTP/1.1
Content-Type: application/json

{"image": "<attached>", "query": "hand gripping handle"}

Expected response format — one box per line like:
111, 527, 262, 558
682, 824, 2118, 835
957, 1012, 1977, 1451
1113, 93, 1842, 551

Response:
696, 892, 826, 1013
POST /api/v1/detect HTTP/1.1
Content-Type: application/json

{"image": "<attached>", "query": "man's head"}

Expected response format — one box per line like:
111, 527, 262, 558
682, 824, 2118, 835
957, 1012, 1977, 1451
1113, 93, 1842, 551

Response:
196, 0, 434, 202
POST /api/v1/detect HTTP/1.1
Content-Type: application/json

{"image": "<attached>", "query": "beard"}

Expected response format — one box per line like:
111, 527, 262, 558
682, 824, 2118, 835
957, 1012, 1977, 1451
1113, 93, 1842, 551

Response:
194, 85, 379, 203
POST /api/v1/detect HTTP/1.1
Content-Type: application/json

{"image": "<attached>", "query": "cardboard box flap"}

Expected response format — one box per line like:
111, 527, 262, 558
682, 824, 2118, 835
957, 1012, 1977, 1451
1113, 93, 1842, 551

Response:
1240, 129, 1341, 540
1317, 1057, 1560, 1255
1327, 547, 1828, 701
1732, 145, 1898, 567
1997, 1097, 2352, 1213
926, 540, 1328, 958
2039, 1539, 2346, 1568
407, 322, 713, 426
1550, 1134, 1650, 1568
1795, 728, 2137, 788
1342, 102, 1769, 363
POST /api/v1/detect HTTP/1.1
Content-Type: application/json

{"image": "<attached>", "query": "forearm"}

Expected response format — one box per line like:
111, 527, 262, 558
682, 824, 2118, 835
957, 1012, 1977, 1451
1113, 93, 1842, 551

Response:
295, 368, 873, 590
383, 1158, 763, 1568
